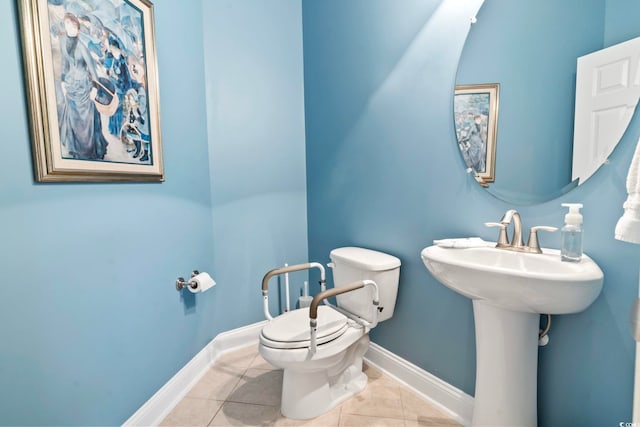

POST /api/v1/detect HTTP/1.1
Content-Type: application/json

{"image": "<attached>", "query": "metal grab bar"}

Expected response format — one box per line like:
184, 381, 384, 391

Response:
261, 262, 326, 320
308, 280, 379, 354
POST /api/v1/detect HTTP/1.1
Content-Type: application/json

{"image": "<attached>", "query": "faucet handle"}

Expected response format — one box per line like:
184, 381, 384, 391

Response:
485, 222, 510, 247
527, 226, 558, 254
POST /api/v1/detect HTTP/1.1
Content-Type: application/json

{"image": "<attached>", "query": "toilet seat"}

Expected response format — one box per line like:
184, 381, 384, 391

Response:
260, 306, 348, 349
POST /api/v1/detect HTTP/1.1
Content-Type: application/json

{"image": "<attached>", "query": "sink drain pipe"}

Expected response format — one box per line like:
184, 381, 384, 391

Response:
538, 314, 551, 346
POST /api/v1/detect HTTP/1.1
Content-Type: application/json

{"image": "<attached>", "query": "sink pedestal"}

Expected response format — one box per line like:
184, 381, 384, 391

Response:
421, 244, 604, 427
472, 300, 538, 427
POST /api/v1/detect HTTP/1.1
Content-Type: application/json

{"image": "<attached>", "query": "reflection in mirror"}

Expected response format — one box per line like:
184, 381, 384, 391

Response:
455, 0, 640, 205
573, 37, 640, 184
454, 83, 499, 185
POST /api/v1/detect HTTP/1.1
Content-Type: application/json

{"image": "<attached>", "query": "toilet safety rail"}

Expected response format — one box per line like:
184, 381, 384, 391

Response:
261, 262, 326, 321
309, 280, 380, 354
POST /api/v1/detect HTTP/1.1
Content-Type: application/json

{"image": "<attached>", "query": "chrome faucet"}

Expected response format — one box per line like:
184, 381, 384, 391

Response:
501, 209, 524, 249
485, 209, 557, 254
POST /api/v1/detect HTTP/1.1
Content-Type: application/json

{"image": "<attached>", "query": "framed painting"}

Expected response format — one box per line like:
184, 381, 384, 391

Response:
454, 83, 499, 183
18, 0, 163, 182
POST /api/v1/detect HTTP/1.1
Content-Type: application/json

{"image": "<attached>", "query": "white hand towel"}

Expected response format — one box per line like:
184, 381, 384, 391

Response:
433, 237, 492, 248
615, 137, 640, 243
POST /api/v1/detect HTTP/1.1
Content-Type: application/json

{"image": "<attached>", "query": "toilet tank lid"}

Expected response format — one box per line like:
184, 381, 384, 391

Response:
330, 247, 401, 271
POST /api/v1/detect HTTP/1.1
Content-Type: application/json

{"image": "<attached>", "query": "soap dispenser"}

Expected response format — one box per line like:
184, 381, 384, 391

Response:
561, 203, 583, 262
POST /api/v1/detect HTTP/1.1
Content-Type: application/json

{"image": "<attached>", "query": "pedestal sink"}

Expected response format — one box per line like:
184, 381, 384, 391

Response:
421, 244, 603, 427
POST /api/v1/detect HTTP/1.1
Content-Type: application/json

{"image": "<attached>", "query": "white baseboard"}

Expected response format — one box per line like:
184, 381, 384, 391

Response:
122, 320, 268, 427
122, 321, 473, 427
364, 342, 474, 426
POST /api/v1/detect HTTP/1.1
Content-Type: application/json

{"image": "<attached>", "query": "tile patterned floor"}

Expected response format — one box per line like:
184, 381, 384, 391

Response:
160, 345, 462, 426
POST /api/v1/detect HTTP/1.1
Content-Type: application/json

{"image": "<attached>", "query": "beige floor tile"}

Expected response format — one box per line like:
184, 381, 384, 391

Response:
401, 389, 461, 426
209, 401, 281, 426
338, 365, 404, 420
187, 365, 244, 401
168, 349, 462, 427
159, 397, 222, 427
362, 363, 383, 379
217, 344, 260, 369
362, 366, 404, 401
405, 418, 463, 427
339, 413, 405, 427
251, 352, 276, 370
227, 368, 283, 406
340, 386, 403, 420
273, 404, 342, 427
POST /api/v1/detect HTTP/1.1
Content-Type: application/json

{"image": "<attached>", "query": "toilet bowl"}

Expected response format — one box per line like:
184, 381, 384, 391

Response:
258, 247, 401, 420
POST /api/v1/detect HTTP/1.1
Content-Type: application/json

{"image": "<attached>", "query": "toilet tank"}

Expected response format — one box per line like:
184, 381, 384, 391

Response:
329, 247, 401, 323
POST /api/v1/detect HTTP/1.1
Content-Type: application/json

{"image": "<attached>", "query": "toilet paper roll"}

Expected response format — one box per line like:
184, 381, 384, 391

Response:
188, 272, 216, 293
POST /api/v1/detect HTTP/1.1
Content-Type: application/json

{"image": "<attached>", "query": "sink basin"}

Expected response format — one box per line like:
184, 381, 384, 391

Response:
421, 242, 604, 427
421, 244, 603, 314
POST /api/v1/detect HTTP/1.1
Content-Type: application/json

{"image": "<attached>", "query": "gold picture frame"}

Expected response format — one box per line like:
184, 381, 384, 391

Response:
454, 83, 499, 184
18, 0, 163, 182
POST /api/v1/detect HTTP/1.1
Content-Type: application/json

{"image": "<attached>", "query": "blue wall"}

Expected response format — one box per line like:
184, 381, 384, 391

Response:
0, 0, 307, 425
302, 0, 640, 425
605, 0, 640, 46
202, 0, 309, 323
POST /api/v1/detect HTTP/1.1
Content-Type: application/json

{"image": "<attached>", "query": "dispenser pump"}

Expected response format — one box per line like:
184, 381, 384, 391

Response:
560, 203, 583, 262
562, 203, 583, 225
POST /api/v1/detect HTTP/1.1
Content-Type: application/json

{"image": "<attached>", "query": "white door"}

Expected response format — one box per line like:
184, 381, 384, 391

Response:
573, 37, 640, 183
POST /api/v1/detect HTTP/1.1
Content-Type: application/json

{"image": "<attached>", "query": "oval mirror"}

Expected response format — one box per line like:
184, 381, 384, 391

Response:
454, 0, 640, 205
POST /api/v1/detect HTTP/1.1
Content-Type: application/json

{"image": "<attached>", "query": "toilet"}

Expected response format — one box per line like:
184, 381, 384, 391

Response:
259, 247, 401, 420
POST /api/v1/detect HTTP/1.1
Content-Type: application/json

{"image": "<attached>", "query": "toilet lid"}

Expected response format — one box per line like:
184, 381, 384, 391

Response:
261, 306, 348, 349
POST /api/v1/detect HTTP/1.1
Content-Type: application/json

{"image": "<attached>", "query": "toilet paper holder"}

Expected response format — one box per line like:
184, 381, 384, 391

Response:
176, 270, 200, 291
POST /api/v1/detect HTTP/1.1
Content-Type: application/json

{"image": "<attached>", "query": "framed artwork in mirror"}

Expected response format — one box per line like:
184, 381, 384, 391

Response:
18, 0, 163, 182
454, 83, 499, 184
